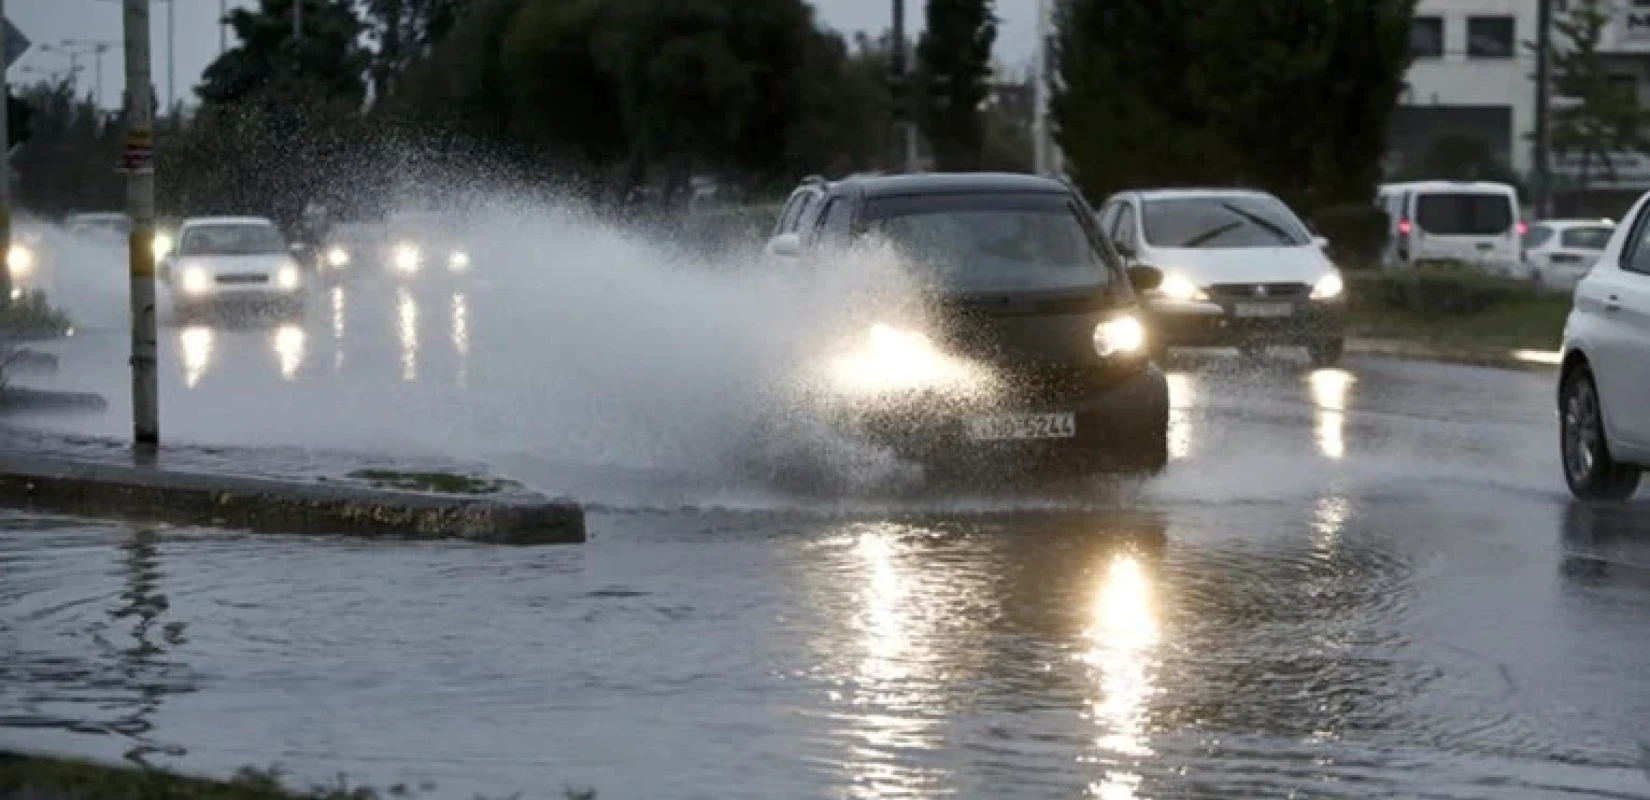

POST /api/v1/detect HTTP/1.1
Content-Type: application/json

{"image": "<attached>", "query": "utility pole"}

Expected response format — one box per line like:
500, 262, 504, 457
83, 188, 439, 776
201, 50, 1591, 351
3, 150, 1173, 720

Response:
1, 0, 13, 309
890, 0, 918, 173
165, 0, 175, 112
1533, 0, 1555, 218
219, 0, 227, 55
1032, 0, 1050, 176
121, 0, 159, 448
294, 0, 302, 42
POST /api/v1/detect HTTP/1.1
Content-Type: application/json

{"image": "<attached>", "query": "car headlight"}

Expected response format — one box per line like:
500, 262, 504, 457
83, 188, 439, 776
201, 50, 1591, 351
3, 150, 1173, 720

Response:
827, 322, 984, 396
449, 250, 470, 271
1154, 273, 1208, 302
326, 246, 350, 268
7, 244, 32, 276
276, 264, 301, 290
180, 267, 211, 294
153, 233, 173, 261
1310, 271, 1344, 300
394, 244, 420, 274
1093, 314, 1146, 358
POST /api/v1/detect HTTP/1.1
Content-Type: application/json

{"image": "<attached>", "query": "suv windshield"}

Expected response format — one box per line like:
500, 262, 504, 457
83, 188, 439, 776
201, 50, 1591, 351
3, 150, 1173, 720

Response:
180, 223, 287, 256
864, 192, 1111, 292
1142, 195, 1310, 249
1415, 192, 1514, 235
1561, 226, 1613, 250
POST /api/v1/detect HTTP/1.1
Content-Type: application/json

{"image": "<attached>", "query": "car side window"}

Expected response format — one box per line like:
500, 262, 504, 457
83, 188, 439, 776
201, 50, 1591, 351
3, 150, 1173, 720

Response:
775, 189, 810, 235
815, 196, 853, 245
1113, 203, 1138, 253
1096, 201, 1121, 234
1620, 204, 1650, 275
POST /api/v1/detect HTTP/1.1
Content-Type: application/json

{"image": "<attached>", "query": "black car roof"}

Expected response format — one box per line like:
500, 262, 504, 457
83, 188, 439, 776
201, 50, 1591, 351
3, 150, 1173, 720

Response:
833, 172, 1073, 199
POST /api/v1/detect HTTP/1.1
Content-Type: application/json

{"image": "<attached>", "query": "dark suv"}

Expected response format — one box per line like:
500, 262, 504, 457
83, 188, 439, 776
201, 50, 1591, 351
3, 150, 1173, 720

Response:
764, 172, 1172, 476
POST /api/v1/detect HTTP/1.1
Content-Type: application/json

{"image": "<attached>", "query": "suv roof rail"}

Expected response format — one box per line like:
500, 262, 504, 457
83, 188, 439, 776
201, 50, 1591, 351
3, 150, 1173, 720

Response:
800, 174, 828, 186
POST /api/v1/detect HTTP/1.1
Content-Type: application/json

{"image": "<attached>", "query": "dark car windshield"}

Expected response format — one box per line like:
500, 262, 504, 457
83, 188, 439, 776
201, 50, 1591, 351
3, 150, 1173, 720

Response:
1415, 192, 1514, 235
1142, 195, 1310, 249
179, 223, 287, 256
1561, 226, 1613, 250
864, 192, 1112, 292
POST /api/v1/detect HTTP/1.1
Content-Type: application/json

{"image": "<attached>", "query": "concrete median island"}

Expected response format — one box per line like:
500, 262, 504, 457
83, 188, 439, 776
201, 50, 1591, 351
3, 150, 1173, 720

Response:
0, 429, 584, 544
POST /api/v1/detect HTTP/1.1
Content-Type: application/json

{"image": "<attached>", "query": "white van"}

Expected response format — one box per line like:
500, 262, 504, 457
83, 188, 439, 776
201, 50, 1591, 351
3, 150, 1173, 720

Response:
1376, 181, 1525, 275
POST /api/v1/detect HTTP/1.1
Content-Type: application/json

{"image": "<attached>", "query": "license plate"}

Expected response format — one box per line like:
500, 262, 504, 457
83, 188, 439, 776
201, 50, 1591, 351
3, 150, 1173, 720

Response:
1233, 302, 1293, 319
966, 413, 1076, 442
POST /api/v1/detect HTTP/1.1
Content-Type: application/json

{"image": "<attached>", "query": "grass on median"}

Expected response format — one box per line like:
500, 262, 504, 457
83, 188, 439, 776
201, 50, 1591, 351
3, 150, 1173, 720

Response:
1344, 265, 1572, 352
345, 469, 521, 495
0, 752, 597, 800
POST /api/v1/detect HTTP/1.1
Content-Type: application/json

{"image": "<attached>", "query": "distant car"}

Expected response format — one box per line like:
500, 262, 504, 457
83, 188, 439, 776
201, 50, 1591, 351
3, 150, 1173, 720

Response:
1377, 180, 1525, 276
761, 172, 1170, 478
1095, 188, 1347, 365
377, 213, 472, 279
1525, 218, 1614, 289
1558, 193, 1650, 500
159, 216, 307, 315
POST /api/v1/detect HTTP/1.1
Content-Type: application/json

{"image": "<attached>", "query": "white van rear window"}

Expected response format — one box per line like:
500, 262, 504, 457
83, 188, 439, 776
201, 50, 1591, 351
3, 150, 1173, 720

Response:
1416, 193, 1514, 235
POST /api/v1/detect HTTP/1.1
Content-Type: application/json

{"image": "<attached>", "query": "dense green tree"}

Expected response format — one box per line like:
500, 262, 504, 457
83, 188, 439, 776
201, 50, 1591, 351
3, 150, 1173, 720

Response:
12, 81, 122, 218
1052, 0, 1414, 210
7, 92, 31, 149
916, 0, 997, 170
363, 0, 473, 101
199, 0, 369, 108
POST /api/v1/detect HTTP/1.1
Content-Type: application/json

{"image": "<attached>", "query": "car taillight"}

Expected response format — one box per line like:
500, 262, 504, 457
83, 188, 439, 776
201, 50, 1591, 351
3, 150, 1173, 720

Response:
1398, 219, 1412, 236
1517, 220, 1529, 237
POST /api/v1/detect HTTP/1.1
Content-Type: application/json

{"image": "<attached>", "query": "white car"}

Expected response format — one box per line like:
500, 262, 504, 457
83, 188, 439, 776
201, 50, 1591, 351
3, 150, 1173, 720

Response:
160, 216, 307, 314
1377, 180, 1525, 275
1524, 218, 1614, 289
1095, 188, 1346, 365
1557, 194, 1650, 500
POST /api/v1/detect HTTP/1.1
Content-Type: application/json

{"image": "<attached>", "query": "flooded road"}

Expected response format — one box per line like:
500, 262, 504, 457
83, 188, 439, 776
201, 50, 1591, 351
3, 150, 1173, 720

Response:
7, 295, 1650, 797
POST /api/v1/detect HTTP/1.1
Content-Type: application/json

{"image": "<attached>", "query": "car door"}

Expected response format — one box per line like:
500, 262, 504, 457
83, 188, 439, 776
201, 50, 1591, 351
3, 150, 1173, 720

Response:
1583, 198, 1650, 449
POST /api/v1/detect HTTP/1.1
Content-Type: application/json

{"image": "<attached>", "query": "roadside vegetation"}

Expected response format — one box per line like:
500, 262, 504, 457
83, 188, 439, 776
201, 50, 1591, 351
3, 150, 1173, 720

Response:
1346, 266, 1571, 353
0, 291, 73, 340
0, 752, 596, 800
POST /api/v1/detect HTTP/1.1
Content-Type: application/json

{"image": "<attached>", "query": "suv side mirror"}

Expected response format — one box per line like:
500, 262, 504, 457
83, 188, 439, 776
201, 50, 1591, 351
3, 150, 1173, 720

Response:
767, 232, 803, 259
1127, 265, 1163, 293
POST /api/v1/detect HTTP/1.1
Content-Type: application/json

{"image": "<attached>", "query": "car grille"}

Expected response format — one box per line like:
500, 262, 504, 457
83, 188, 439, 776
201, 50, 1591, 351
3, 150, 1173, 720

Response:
216, 273, 269, 285
1205, 282, 1310, 300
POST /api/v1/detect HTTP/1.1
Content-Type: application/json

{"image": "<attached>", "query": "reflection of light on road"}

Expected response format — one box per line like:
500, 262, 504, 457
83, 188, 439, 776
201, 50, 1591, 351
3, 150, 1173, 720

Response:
1083, 553, 1159, 799
1309, 369, 1354, 460
179, 326, 212, 389
273, 325, 305, 381
451, 292, 469, 387
1313, 495, 1352, 557
848, 526, 945, 797
330, 286, 346, 371
1166, 372, 1195, 460
397, 287, 418, 381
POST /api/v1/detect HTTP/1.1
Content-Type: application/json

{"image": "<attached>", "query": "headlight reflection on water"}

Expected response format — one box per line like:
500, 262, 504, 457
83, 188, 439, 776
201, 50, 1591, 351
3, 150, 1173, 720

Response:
273, 325, 306, 381
1083, 553, 1161, 799
180, 326, 212, 388
1309, 368, 1355, 460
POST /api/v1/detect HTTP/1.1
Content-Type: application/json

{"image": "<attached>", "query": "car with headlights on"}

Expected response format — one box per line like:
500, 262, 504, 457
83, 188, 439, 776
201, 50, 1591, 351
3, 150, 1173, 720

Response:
1096, 188, 1346, 365
160, 216, 307, 316
763, 172, 1170, 477
376, 212, 472, 280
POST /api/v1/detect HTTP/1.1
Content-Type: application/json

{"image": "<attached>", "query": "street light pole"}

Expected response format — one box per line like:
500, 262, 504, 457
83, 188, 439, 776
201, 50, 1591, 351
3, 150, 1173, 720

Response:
122, 0, 160, 448
166, 0, 175, 112
1534, 0, 1555, 218
219, 0, 227, 55
0, 0, 13, 308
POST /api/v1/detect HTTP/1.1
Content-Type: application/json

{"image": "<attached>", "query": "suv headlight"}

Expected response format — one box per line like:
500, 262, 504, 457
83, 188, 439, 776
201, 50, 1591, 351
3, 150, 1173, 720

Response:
277, 264, 301, 290
1155, 273, 1208, 302
1094, 314, 1146, 358
7, 244, 32, 275
1310, 271, 1344, 300
181, 267, 211, 294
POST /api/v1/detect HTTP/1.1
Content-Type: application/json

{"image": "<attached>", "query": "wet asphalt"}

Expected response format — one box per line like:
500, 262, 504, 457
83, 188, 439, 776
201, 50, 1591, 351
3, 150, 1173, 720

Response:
4, 272, 1650, 798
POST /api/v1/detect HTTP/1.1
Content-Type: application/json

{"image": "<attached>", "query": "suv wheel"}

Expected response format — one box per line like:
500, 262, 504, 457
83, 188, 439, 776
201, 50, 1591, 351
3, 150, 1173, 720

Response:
1561, 365, 1640, 501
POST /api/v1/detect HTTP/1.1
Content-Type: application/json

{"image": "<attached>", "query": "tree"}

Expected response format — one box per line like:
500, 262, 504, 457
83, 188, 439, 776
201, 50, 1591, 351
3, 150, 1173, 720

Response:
363, 0, 473, 101
915, 0, 996, 170
7, 92, 30, 149
1051, 0, 1414, 211
1538, 0, 1650, 188
12, 81, 122, 217
198, 0, 369, 108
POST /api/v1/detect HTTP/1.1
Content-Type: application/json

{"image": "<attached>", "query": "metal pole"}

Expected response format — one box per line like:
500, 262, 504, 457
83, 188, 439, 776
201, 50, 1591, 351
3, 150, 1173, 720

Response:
294, 0, 302, 41
1032, 0, 1049, 175
0, 0, 13, 308
219, 0, 227, 55
123, 0, 159, 447
892, 0, 918, 173
1534, 0, 1554, 218
166, 0, 175, 112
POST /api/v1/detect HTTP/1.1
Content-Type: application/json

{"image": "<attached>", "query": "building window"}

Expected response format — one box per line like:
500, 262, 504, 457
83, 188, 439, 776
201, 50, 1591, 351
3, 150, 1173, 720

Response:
1467, 17, 1516, 59
1411, 16, 1444, 59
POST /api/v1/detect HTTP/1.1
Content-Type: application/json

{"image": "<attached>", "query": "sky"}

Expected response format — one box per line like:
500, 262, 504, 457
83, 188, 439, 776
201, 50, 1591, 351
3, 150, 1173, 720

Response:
6, 0, 1037, 112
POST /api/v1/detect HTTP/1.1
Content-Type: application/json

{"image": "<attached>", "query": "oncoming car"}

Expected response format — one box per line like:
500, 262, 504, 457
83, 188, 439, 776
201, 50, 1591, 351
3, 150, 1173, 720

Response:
763, 172, 1170, 477
1558, 191, 1650, 500
1097, 188, 1346, 365
160, 216, 307, 316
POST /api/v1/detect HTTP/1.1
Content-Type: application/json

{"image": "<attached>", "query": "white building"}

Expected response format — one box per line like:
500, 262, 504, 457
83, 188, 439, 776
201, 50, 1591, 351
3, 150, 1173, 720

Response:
1397, 0, 1650, 199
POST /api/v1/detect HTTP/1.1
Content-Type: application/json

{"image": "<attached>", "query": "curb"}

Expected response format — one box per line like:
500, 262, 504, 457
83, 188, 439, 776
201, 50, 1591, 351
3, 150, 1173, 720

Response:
0, 451, 585, 545
1345, 338, 1559, 373
0, 389, 108, 413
